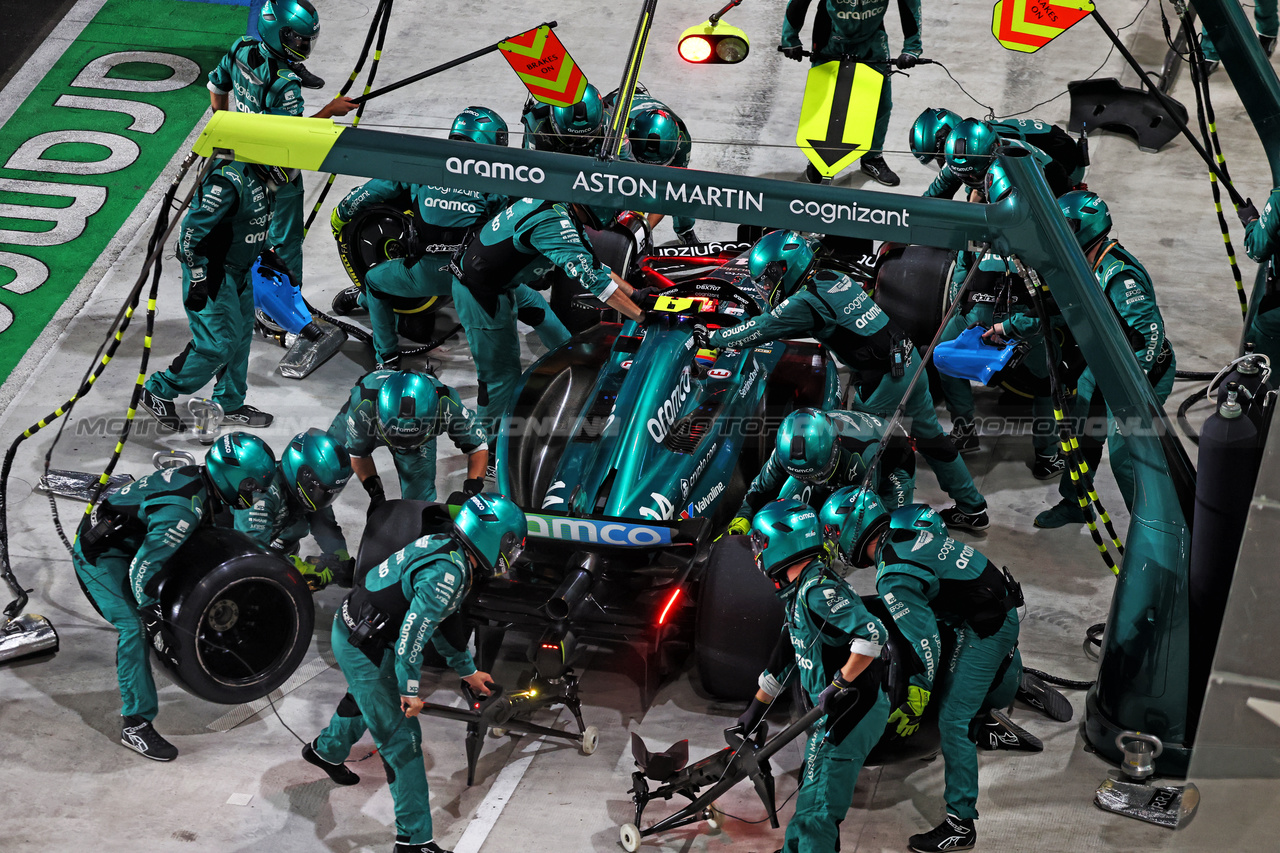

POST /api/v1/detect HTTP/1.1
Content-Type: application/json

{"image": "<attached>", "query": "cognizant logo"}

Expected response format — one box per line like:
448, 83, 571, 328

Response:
446, 157, 546, 184
790, 198, 910, 227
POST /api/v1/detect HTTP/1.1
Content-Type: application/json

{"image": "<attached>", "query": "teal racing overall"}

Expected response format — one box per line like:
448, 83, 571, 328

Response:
1059, 242, 1175, 511
781, 0, 923, 155
144, 161, 272, 412
207, 37, 306, 281
757, 560, 891, 853
453, 198, 623, 432
708, 268, 986, 513
738, 408, 915, 519
233, 462, 348, 560
327, 369, 487, 501
335, 179, 569, 364
71, 467, 209, 720
313, 533, 477, 847
875, 529, 1023, 821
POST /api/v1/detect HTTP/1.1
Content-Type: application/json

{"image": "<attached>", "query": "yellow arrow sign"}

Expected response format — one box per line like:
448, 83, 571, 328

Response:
796, 60, 883, 178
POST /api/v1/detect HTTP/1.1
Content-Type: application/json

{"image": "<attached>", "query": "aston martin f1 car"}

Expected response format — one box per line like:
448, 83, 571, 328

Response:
481, 247, 840, 699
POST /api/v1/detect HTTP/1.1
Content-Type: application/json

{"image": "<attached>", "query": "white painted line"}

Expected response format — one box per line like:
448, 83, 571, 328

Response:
452, 720, 560, 853
0, 0, 108, 131
1246, 696, 1280, 728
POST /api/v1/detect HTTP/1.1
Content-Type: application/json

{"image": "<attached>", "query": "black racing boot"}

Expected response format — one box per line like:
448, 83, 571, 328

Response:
1261, 33, 1277, 57
331, 285, 365, 316
141, 388, 184, 433
802, 162, 830, 185
375, 353, 402, 372
973, 708, 1043, 752
1016, 671, 1074, 721
394, 842, 452, 853
941, 505, 989, 533
1031, 451, 1066, 480
949, 417, 979, 454
860, 154, 901, 186
302, 740, 359, 785
290, 62, 325, 89
909, 815, 975, 852
121, 715, 178, 761
222, 405, 273, 428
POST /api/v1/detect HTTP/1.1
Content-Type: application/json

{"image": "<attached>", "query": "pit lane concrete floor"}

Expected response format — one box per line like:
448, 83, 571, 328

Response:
2, 0, 1278, 850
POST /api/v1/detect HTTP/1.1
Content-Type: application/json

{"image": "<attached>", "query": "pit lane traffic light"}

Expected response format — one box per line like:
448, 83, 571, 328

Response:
678, 1, 750, 64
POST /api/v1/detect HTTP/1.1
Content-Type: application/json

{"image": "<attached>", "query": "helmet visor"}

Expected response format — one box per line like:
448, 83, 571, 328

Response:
281, 26, 318, 60
495, 533, 526, 576
296, 465, 339, 510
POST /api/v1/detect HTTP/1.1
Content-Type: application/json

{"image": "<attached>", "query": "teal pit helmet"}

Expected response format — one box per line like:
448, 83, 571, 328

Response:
281, 429, 352, 511
777, 409, 838, 483
550, 84, 604, 153
205, 432, 277, 509
375, 371, 440, 452
628, 106, 680, 165
748, 230, 815, 307
259, 0, 321, 63
450, 106, 509, 147
984, 161, 1013, 203
453, 493, 528, 577
823, 486, 889, 568
945, 118, 1000, 188
888, 503, 946, 539
750, 499, 827, 590
1057, 189, 1112, 251
910, 107, 962, 167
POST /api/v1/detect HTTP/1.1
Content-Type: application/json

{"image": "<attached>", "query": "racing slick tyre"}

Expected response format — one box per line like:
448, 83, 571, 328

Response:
695, 535, 784, 700
337, 201, 445, 343
872, 244, 953, 348
150, 526, 314, 705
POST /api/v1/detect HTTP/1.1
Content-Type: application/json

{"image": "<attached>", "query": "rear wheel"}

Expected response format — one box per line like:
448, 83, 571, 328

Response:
155, 527, 314, 705
695, 535, 783, 700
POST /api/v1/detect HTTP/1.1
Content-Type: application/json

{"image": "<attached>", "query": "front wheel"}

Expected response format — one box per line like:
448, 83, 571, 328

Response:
619, 823, 641, 853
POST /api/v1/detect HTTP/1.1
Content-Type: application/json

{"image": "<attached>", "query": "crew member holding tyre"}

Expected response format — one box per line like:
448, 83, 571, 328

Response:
70, 432, 277, 761
329, 106, 569, 368
327, 369, 488, 509
141, 159, 282, 432
700, 230, 989, 532
452, 198, 647, 433
725, 407, 914, 537
833, 487, 1042, 853
235, 429, 354, 590
736, 499, 890, 853
302, 493, 526, 853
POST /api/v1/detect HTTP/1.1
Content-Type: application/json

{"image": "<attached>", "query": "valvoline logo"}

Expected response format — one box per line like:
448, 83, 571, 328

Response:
707, 368, 732, 380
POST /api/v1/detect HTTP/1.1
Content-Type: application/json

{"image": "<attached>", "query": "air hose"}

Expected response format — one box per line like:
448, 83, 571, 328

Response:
1, 152, 209, 619
1015, 261, 1125, 573
301, 0, 394, 235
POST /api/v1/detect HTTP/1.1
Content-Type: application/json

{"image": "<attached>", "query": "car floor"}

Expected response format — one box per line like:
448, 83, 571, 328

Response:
2, 0, 1278, 851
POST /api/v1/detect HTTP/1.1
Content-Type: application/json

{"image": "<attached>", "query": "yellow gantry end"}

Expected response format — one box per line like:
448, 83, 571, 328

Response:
193, 112, 345, 172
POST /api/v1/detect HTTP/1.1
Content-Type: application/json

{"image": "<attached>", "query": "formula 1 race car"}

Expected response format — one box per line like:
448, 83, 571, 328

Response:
484, 246, 840, 700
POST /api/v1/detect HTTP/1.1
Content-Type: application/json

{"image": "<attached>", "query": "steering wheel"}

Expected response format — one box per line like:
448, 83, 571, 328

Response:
656, 276, 764, 319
